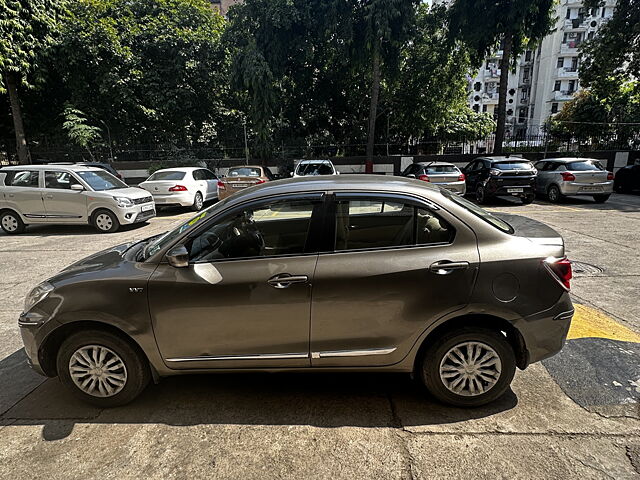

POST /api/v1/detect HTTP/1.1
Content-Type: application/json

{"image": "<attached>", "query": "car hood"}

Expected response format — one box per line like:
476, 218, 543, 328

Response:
494, 213, 564, 247
101, 187, 150, 199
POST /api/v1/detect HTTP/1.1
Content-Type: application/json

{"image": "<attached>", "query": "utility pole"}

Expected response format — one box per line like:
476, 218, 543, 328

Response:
243, 117, 250, 165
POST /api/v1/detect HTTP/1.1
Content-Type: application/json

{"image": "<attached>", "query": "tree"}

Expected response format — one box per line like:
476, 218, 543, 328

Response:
0, 0, 67, 164
448, 0, 555, 154
62, 106, 103, 160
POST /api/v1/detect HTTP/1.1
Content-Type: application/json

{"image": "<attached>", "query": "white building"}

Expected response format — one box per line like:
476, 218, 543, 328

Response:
437, 0, 617, 137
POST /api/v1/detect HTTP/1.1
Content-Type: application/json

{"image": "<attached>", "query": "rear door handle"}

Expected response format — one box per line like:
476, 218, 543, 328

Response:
267, 273, 309, 289
429, 261, 470, 275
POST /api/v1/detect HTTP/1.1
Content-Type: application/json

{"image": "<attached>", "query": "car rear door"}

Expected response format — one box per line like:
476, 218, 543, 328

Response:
148, 193, 325, 370
2, 170, 47, 219
202, 169, 219, 199
310, 193, 479, 367
42, 170, 88, 222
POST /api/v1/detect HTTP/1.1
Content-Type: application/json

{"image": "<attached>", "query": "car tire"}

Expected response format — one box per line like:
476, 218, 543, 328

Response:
191, 192, 204, 212
0, 210, 26, 234
521, 194, 535, 205
547, 185, 563, 203
92, 209, 120, 233
56, 330, 150, 408
418, 327, 516, 407
593, 194, 611, 203
475, 185, 487, 204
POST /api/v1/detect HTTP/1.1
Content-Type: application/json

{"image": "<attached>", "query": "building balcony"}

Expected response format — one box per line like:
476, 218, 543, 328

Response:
482, 93, 499, 104
562, 18, 587, 30
519, 76, 531, 86
560, 42, 582, 54
557, 67, 579, 78
554, 90, 576, 101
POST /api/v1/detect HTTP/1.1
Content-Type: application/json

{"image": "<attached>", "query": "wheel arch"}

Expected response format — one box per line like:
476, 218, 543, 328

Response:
38, 320, 157, 381
412, 314, 528, 373
88, 206, 117, 223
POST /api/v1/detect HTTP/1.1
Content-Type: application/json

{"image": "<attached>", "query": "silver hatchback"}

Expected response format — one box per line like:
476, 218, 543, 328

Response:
401, 162, 466, 195
534, 158, 614, 203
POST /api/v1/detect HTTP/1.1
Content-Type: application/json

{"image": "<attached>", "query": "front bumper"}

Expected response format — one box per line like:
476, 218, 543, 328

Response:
559, 181, 613, 196
115, 202, 157, 224
151, 192, 194, 207
19, 311, 60, 377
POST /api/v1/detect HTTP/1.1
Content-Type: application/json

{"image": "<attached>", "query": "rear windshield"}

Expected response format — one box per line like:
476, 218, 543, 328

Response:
566, 160, 604, 171
440, 189, 513, 234
297, 163, 334, 175
493, 161, 534, 170
424, 165, 458, 174
228, 167, 261, 177
148, 171, 186, 181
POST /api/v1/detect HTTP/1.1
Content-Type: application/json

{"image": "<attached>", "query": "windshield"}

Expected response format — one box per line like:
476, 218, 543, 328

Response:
566, 160, 604, 171
297, 163, 334, 175
76, 170, 128, 191
148, 171, 186, 181
441, 189, 513, 234
228, 167, 261, 177
493, 161, 534, 170
140, 198, 232, 260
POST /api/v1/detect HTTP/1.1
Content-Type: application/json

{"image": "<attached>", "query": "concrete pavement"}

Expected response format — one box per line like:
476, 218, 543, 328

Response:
1, 196, 639, 479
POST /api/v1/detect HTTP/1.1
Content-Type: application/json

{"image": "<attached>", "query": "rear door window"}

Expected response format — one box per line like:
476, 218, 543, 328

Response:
7, 170, 39, 187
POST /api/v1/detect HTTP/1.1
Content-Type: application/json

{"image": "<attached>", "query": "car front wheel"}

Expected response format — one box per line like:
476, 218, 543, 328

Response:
418, 327, 516, 407
56, 330, 150, 407
92, 209, 120, 233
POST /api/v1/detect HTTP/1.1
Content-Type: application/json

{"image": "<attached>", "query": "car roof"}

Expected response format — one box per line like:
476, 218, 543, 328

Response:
153, 167, 205, 173
296, 159, 333, 164
228, 165, 263, 169
2, 164, 104, 172
415, 162, 458, 167
476, 156, 528, 163
538, 157, 596, 163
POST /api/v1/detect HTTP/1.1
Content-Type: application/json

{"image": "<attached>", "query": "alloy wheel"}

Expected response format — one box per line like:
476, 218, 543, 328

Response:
194, 193, 203, 211
1, 214, 18, 232
439, 341, 502, 397
69, 345, 128, 398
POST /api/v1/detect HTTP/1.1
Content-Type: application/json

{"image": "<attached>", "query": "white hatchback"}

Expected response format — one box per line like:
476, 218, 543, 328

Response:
139, 167, 219, 211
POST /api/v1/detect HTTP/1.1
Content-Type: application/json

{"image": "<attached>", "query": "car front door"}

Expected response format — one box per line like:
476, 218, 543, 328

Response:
201, 169, 219, 199
148, 194, 325, 369
464, 160, 483, 191
534, 161, 548, 194
42, 171, 88, 222
310, 193, 479, 367
2, 170, 47, 219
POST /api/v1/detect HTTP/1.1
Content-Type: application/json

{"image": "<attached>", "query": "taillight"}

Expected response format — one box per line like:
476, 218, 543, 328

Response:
256, 179, 266, 185
168, 185, 188, 192
607, 172, 614, 181
458, 173, 466, 181
217, 180, 226, 190
543, 257, 572, 290
561, 172, 576, 182
418, 174, 430, 182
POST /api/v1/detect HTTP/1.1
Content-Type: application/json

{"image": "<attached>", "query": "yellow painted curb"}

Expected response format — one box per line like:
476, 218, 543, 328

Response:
568, 304, 640, 343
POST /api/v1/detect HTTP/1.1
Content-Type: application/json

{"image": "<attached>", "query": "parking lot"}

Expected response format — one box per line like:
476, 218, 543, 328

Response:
1, 194, 639, 479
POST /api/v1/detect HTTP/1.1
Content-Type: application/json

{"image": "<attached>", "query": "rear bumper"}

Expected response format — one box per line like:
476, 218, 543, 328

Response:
151, 192, 194, 207
486, 182, 535, 197
559, 181, 613, 196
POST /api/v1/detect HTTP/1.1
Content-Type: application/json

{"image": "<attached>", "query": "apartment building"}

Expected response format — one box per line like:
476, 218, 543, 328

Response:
441, 0, 617, 136
210, 0, 243, 16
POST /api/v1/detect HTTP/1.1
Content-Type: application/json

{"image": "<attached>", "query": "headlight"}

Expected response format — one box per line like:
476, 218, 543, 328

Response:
489, 168, 502, 176
115, 196, 134, 208
24, 281, 54, 312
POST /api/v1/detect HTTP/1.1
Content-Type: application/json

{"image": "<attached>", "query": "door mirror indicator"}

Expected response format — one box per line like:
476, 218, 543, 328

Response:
167, 245, 189, 268
70, 184, 84, 191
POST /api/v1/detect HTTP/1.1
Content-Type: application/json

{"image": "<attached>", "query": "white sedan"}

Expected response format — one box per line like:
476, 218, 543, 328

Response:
139, 167, 219, 211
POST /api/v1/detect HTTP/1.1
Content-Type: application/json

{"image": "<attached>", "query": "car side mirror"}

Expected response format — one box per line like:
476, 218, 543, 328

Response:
71, 184, 84, 191
166, 245, 189, 268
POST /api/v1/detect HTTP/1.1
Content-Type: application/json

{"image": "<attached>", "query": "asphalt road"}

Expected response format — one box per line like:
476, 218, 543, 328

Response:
0, 193, 639, 479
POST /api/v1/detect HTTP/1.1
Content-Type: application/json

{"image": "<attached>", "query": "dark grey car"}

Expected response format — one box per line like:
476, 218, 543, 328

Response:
19, 175, 573, 408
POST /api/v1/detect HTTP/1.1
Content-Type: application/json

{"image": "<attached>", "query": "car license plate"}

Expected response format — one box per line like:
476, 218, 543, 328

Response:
141, 204, 154, 212
231, 183, 250, 188
507, 188, 523, 193
580, 186, 601, 192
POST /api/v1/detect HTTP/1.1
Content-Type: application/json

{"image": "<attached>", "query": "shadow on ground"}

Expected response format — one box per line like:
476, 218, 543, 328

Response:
0, 349, 518, 441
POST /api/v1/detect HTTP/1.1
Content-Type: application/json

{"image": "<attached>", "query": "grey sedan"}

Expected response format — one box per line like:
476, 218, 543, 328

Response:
534, 158, 614, 203
401, 161, 466, 195
19, 175, 573, 408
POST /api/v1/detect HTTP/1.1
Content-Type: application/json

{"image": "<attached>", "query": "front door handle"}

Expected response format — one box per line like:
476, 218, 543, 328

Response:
267, 273, 309, 289
45, 194, 54, 199
429, 261, 470, 275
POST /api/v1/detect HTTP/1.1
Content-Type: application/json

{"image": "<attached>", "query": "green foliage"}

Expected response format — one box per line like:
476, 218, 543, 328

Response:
62, 106, 103, 150
437, 109, 496, 140
0, 0, 68, 90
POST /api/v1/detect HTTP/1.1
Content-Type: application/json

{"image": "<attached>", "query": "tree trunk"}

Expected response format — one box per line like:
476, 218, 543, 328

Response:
366, 42, 381, 174
5, 72, 31, 165
494, 33, 513, 155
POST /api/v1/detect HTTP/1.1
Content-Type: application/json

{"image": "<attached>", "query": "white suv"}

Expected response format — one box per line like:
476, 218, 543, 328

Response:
0, 165, 156, 234
292, 159, 339, 177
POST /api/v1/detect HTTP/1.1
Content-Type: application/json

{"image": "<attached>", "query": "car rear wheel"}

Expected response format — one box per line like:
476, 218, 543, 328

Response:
418, 327, 516, 407
475, 185, 487, 204
92, 209, 120, 233
521, 194, 535, 205
0, 211, 25, 234
593, 194, 611, 203
547, 185, 563, 203
191, 192, 204, 212
56, 330, 150, 407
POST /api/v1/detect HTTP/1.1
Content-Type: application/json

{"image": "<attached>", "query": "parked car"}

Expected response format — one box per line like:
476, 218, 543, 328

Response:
18, 175, 573, 408
463, 156, 537, 204
0, 165, 154, 234
217, 166, 274, 200
139, 167, 218, 211
534, 158, 614, 203
77, 162, 125, 181
613, 164, 640, 194
293, 159, 338, 177
401, 162, 466, 195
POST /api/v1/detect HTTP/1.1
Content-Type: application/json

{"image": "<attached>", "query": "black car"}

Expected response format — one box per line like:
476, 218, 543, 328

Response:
463, 156, 537, 205
614, 164, 640, 194
78, 162, 125, 181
